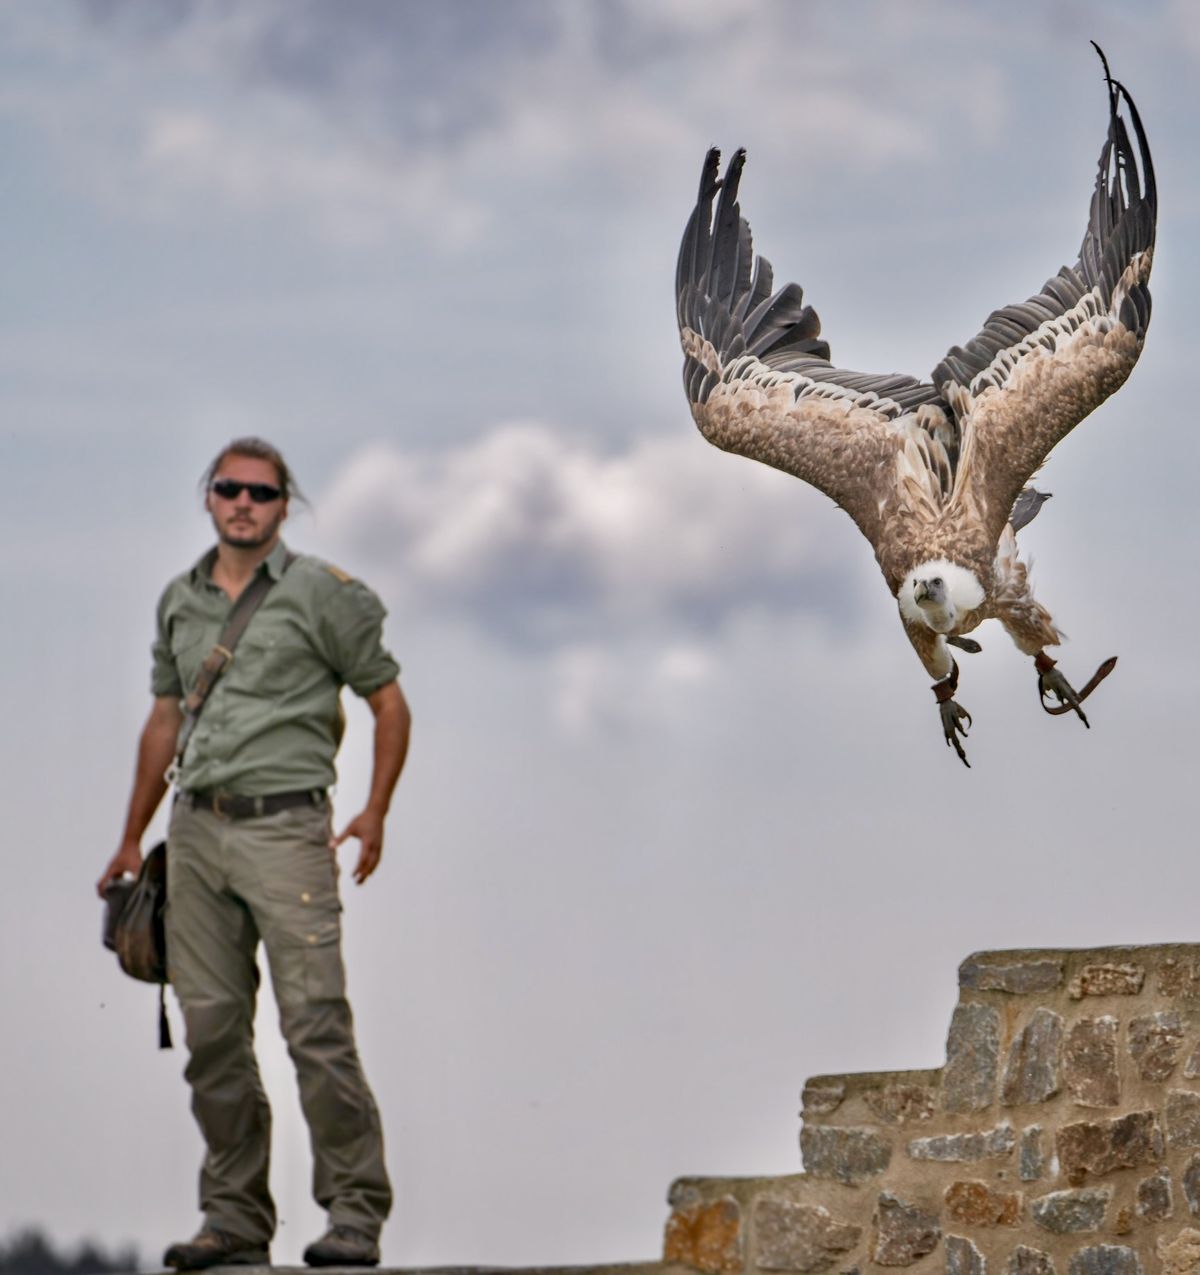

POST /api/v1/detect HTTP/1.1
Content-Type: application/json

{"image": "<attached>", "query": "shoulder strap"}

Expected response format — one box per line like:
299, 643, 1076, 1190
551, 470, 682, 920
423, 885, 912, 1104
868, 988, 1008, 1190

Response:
168, 552, 296, 781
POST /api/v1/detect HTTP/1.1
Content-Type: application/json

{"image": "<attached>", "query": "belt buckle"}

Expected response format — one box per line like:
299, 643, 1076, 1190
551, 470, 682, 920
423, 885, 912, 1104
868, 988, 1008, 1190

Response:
211, 791, 227, 819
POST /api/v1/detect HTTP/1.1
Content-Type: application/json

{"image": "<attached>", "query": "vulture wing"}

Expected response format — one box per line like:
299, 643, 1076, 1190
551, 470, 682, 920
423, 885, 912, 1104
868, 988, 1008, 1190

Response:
936, 47, 1156, 550
677, 148, 958, 555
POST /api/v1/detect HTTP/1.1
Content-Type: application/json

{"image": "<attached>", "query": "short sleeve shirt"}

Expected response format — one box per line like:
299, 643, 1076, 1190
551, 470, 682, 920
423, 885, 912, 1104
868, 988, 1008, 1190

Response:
151, 540, 400, 794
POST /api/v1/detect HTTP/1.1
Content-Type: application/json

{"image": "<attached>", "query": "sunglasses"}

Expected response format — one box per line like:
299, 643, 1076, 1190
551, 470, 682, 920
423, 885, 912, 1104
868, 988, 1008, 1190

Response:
209, 479, 284, 504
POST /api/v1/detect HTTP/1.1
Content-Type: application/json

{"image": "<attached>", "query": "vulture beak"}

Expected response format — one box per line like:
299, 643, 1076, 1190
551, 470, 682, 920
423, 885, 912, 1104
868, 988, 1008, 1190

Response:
914, 581, 929, 604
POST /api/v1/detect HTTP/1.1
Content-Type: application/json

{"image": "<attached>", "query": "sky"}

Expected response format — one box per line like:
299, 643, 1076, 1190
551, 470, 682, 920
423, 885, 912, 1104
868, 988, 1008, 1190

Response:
2, 0, 1198, 1267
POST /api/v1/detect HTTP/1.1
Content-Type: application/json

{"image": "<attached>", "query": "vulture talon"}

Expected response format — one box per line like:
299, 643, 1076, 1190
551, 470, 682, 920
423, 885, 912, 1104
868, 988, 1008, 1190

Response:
932, 660, 971, 767
1035, 652, 1117, 725
938, 699, 973, 768
1039, 666, 1089, 727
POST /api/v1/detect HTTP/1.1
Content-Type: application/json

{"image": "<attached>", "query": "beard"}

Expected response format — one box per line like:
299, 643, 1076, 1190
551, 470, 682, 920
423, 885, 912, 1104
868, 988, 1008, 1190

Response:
216, 507, 285, 549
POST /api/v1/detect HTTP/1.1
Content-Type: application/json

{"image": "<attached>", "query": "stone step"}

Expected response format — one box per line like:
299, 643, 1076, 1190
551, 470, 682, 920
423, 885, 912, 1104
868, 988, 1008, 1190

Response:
801, 1069, 945, 1132
662, 943, 1200, 1275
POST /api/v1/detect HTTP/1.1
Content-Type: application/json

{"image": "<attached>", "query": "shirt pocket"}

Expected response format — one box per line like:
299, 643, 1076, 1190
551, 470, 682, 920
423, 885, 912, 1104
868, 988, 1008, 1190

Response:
226, 632, 314, 699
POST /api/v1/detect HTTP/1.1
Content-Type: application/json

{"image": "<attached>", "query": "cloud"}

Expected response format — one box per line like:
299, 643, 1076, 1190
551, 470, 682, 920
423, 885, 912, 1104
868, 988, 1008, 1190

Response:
316, 422, 880, 734
139, 105, 486, 249
318, 423, 867, 652
2, 0, 1026, 250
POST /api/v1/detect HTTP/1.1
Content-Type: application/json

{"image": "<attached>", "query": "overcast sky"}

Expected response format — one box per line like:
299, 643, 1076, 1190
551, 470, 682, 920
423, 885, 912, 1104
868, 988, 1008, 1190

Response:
3, 1, 1198, 1268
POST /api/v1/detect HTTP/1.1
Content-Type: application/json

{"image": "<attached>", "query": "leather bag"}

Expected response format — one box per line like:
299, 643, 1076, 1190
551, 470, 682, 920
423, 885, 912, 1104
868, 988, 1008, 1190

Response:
103, 841, 171, 1047
105, 841, 168, 984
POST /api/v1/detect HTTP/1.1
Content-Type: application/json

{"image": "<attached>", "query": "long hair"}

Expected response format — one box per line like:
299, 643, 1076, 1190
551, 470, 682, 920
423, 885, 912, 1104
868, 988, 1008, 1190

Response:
200, 437, 308, 506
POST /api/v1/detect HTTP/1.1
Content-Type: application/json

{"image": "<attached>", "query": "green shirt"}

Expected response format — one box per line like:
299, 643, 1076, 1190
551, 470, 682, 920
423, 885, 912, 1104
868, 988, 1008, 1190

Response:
151, 540, 400, 795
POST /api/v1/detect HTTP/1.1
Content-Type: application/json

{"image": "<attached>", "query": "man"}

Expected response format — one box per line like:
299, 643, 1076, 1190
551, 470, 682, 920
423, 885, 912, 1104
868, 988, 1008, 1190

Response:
97, 438, 410, 1270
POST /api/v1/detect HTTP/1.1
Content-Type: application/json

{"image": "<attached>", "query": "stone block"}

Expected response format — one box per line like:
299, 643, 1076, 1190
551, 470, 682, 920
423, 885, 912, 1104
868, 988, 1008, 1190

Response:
1169, 1091, 1200, 1150
803, 1082, 847, 1117
753, 1200, 861, 1273
943, 1004, 1001, 1114
1068, 964, 1146, 999
670, 1182, 705, 1211
1160, 959, 1200, 1000
872, 1193, 940, 1267
1030, 1188, 1112, 1234
801, 1126, 892, 1185
1020, 1126, 1045, 1181
1007, 1247, 1055, 1275
1056, 1111, 1162, 1185
943, 1181, 1020, 1228
944, 1236, 984, 1275
908, 1125, 1015, 1164
1067, 1246, 1141, 1275
1002, 1009, 1063, 1106
1185, 1042, 1200, 1080
1064, 1018, 1121, 1109
665, 1197, 743, 1274
1128, 1012, 1186, 1081
960, 958, 1064, 995
864, 1085, 936, 1126
1137, 1167, 1173, 1221
1183, 1155, 1200, 1215
1159, 1228, 1200, 1275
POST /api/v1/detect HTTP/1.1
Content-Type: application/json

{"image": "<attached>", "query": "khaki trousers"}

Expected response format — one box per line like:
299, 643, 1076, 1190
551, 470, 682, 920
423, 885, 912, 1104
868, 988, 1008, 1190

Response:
165, 799, 391, 1244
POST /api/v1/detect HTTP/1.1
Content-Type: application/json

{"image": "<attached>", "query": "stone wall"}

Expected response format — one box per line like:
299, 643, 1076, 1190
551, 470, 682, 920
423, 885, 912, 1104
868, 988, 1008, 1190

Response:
663, 945, 1200, 1275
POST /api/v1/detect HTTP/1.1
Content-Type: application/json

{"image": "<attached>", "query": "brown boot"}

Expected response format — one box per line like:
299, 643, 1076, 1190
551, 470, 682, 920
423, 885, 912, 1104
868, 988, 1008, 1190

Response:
163, 1228, 269, 1270
303, 1225, 380, 1268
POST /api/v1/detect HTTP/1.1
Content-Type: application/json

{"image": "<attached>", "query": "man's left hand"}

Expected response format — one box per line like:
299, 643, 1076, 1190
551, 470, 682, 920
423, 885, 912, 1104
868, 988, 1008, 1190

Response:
331, 809, 385, 885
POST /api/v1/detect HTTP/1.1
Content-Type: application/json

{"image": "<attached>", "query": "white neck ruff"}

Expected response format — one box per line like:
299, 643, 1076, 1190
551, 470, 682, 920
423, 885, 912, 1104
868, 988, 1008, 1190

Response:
898, 558, 985, 628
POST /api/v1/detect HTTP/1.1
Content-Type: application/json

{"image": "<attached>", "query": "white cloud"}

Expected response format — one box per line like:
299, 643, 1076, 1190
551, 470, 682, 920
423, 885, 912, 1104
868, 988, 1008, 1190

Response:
318, 423, 865, 655
313, 399, 1180, 739
139, 105, 485, 249
13, 0, 1176, 276
0, 1, 1026, 249
315, 423, 880, 736
535, 637, 721, 736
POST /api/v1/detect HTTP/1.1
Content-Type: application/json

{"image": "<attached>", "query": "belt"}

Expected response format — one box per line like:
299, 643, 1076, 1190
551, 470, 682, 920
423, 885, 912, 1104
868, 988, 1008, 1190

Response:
179, 788, 328, 820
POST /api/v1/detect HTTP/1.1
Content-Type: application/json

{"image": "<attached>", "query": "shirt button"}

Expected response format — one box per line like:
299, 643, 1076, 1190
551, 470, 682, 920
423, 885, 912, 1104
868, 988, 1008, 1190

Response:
301, 891, 312, 904
307, 934, 318, 945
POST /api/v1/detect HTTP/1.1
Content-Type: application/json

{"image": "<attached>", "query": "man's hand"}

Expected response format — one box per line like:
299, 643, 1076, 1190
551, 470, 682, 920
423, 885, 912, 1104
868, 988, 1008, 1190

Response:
330, 680, 408, 886
329, 680, 409, 886
97, 840, 144, 899
331, 809, 385, 885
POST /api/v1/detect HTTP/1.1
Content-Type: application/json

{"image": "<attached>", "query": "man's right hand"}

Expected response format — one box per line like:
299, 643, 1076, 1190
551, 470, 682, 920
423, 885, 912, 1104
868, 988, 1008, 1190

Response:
97, 841, 143, 899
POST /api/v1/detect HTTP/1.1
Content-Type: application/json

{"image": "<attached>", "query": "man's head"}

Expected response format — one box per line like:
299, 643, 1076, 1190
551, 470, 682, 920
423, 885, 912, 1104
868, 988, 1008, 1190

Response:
202, 437, 301, 552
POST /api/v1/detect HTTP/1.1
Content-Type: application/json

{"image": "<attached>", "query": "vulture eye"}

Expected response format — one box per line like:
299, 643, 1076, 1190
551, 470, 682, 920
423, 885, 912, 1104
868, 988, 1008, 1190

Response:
931, 577, 943, 588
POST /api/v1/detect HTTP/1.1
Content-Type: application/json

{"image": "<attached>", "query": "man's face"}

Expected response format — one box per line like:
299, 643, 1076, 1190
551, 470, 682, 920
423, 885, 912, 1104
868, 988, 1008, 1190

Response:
205, 454, 288, 550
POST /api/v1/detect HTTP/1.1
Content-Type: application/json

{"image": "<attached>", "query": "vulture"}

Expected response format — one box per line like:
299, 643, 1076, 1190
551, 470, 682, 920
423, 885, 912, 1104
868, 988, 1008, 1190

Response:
675, 45, 1156, 766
